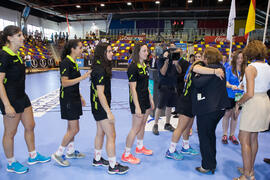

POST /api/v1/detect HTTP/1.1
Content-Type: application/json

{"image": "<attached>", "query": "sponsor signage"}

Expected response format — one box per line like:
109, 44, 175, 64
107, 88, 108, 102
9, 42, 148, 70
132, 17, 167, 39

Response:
76, 58, 84, 67
205, 36, 246, 43
118, 35, 146, 41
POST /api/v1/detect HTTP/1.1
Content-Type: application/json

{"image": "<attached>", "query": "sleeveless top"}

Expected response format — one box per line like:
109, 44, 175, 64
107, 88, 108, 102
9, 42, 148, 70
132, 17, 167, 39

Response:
243, 62, 270, 93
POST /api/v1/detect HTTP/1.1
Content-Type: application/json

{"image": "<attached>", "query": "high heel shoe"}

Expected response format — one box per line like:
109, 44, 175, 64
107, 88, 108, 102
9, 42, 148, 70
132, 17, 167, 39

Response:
195, 167, 215, 174
237, 168, 255, 180
233, 175, 253, 180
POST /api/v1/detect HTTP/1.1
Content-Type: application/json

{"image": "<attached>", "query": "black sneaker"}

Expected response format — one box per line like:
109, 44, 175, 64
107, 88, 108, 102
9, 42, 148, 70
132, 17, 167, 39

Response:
152, 124, 159, 135
92, 157, 109, 167
164, 123, 175, 132
108, 163, 129, 175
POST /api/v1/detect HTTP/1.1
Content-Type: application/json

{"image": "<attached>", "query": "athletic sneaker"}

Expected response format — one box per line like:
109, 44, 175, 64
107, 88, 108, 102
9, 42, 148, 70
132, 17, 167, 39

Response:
181, 146, 199, 155
66, 150, 85, 159
121, 153, 140, 164
51, 153, 70, 167
6, 161, 29, 174
229, 135, 239, 145
165, 149, 183, 160
92, 157, 109, 167
135, 146, 153, 155
164, 123, 175, 132
152, 124, 159, 135
28, 152, 51, 165
222, 135, 228, 144
108, 163, 129, 175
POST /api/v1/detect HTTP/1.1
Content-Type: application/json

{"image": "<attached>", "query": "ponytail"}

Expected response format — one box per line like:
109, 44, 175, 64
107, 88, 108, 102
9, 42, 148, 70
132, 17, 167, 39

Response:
0, 25, 21, 49
61, 39, 80, 60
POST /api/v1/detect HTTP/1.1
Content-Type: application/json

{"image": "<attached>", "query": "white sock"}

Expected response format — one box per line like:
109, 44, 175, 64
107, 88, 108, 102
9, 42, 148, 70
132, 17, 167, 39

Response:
7, 157, 16, 165
29, 150, 37, 159
124, 147, 131, 157
169, 142, 177, 153
137, 139, 143, 149
56, 145, 66, 156
94, 149, 102, 161
182, 139, 190, 149
108, 156, 116, 168
67, 141, 75, 154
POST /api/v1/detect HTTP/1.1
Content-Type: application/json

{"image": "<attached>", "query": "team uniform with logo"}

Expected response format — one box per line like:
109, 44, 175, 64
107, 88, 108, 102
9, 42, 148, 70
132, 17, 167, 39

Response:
60, 55, 82, 120
127, 63, 150, 114
0, 46, 31, 114
90, 61, 111, 121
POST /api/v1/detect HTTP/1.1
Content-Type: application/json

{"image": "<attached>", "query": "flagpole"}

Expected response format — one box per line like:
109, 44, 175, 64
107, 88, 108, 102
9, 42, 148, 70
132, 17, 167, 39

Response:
229, 38, 233, 61
247, 32, 250, 45
263, 0, 270, 44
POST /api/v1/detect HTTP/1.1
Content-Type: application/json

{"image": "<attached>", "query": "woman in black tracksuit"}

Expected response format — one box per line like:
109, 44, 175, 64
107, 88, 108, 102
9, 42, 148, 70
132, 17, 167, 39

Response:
191, 47, 230, 174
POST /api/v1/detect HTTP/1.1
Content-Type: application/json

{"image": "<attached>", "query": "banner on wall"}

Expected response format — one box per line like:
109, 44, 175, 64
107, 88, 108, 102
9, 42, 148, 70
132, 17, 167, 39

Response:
205, 36, 246, 43
118, 35, 146, 41
175, 43, 188, 51
114, 60, 129, 68
76, 59, 84, 67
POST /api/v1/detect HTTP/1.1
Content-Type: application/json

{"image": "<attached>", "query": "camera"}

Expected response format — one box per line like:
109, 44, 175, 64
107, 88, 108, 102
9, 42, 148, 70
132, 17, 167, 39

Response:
164, 48, 180, 62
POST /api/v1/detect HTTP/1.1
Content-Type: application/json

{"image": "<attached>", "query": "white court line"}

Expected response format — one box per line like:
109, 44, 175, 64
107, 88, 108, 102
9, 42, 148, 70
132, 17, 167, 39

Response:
31, 89, 60, 117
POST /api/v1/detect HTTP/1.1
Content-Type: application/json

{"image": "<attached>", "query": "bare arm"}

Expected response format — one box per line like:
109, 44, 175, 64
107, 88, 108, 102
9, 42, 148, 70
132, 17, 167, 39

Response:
226, 82, 239, 90
130, 81, 142, 115
173, 61, 182, 74
61, 70, 91, 87
97, 85, 111, 113
160, 59, 169, 76
237, 66, 256, 105
97, 85, 114, 120
0, 73, 16, 117
193, 64, 224, 79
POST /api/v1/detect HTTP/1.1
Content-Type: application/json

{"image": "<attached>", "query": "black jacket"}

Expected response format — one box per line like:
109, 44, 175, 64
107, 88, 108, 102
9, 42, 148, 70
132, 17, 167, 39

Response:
191, 63, 230, 116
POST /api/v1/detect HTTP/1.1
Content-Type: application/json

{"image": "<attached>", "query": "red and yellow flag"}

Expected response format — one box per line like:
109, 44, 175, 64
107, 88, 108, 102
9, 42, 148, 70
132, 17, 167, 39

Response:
245, 0, 256, 39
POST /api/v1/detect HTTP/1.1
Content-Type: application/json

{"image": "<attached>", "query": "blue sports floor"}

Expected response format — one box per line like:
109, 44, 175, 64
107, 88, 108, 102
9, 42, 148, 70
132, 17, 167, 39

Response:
0, 70, 269, 180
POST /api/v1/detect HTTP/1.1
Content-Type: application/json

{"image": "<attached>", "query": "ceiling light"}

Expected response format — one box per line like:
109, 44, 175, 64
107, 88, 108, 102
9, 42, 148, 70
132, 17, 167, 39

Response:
188, 0, 192, 3
127, 2, 132, 6
155, 1, 160, 5
218, 0, 223, 2
100, 3, 105, 7
76, 5, 81, 8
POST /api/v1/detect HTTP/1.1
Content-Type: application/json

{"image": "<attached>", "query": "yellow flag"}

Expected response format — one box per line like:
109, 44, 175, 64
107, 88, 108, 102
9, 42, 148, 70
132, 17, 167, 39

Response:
245, 0, 256, 39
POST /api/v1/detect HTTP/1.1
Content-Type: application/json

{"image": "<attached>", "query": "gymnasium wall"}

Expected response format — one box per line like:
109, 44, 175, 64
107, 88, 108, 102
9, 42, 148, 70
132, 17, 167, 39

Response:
0, 6, 59, 33
59, 20, 107, 39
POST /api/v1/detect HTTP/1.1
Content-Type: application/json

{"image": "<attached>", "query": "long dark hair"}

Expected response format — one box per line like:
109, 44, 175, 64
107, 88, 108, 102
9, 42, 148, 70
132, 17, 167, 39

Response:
0, 25, 21, 48
131, 43, 147, 64
93, 42, 112, 78
61, 39, 80, 60
231, 50, 245, 79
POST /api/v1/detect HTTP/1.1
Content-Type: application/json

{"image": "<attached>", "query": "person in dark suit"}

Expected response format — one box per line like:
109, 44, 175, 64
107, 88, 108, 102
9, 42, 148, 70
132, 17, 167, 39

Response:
191, 47, 230, 174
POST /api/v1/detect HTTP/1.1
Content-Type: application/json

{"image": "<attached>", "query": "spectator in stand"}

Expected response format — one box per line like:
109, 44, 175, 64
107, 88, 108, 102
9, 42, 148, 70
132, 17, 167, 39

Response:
222, 55, 230, 69
66, 32, 69, 41
51, 33, 54, 43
